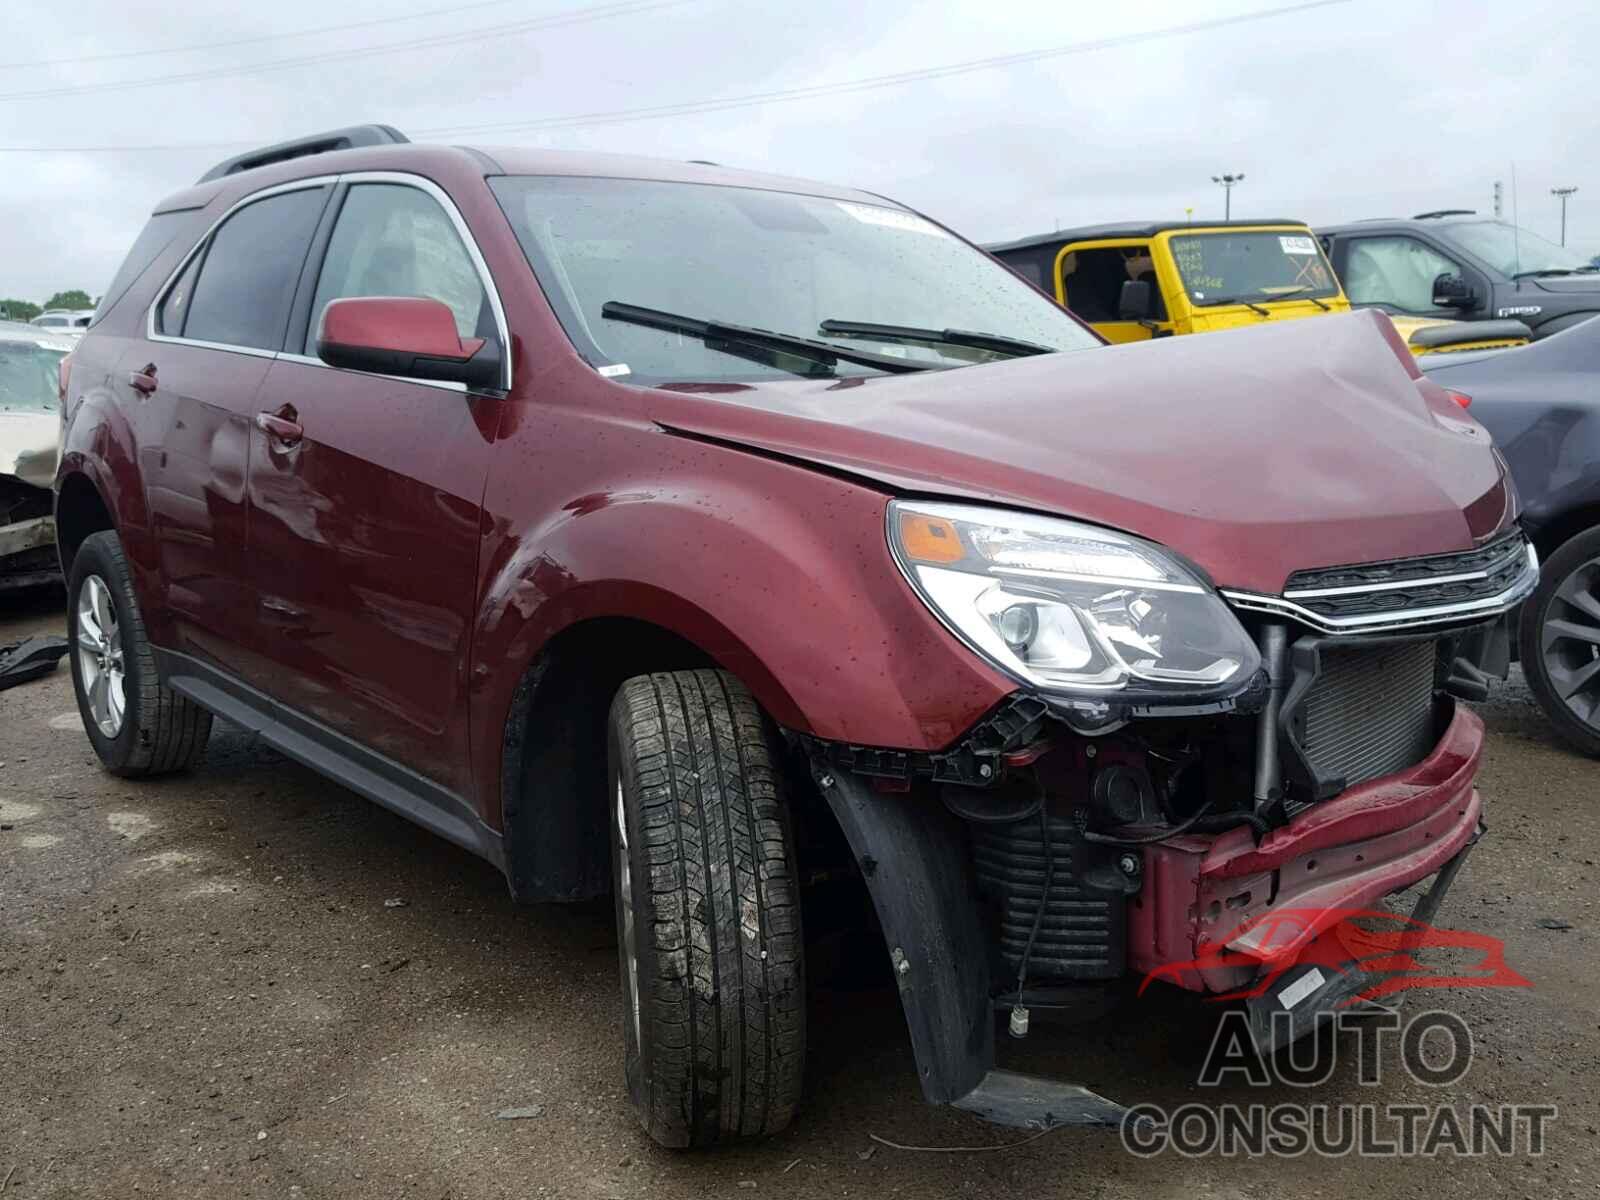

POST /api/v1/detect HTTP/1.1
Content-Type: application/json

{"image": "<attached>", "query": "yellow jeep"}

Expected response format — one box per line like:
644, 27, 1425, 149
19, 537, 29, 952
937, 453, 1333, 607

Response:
987, 220, 1528, 354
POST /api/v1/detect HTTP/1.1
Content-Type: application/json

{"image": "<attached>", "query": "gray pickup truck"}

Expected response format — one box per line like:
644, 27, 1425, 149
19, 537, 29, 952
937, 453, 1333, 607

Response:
1319, 211, 1600, 340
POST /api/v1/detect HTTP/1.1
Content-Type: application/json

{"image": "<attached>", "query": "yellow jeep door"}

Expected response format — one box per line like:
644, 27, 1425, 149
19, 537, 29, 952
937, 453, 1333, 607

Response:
1054, 239, 1171, 343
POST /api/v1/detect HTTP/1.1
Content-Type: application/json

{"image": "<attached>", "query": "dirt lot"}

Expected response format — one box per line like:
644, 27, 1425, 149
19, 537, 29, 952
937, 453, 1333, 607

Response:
2, 586, 1596, 1198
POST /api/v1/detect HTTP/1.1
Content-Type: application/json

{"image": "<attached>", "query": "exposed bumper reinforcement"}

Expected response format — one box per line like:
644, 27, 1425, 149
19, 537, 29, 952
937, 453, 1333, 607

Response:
1245, 825, 1481, 1055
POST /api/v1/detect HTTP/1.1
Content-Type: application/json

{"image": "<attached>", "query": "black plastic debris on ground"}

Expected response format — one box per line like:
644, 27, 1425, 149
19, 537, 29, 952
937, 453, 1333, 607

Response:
0, 635, 70, 691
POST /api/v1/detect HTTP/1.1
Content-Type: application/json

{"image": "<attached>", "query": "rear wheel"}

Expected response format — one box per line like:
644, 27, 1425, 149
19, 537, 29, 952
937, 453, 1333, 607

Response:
67, 531, 212, 776
1520, 525, 1600, 757
607, 669, 805, 1148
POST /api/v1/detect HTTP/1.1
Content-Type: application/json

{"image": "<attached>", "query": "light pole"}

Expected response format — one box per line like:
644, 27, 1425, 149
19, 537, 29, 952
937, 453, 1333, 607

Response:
1212, 173, 1244, 220
1552, 186, 1578, 246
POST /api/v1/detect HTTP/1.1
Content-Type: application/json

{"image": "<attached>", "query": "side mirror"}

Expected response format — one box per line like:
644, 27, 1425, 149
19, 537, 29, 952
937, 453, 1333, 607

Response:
1118, 279, 1155, 321
317, 296, 502, 390
1431, 273, 1477, 310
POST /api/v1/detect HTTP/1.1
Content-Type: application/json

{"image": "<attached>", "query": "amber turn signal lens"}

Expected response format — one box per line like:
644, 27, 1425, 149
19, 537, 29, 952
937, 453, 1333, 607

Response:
898, 511, 964, 563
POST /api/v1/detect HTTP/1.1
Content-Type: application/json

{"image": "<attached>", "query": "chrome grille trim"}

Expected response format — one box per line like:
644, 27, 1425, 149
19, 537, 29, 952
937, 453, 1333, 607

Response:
1283, 529, 1530, 596
1285, 564, 1505, 599
1224, 543, 1538, 635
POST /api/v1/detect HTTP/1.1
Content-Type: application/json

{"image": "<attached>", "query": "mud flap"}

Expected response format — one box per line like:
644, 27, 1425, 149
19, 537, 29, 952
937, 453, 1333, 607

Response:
814, 766, 1132, 1129
1245, 824, 1483, 1055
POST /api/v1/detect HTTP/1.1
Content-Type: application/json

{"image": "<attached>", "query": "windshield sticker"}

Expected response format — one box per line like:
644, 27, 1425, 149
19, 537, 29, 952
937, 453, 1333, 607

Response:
1279, 235, 1318, 255
596, 363, 631, 378
835, 202, 945, 238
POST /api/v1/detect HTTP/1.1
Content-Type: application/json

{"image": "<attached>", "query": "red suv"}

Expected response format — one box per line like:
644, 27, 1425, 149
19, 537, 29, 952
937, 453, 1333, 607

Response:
57, 125, 1536, 1146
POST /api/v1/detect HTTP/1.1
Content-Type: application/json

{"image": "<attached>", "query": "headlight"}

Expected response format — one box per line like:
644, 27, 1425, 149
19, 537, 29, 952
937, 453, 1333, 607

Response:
889, 501, 1261, 705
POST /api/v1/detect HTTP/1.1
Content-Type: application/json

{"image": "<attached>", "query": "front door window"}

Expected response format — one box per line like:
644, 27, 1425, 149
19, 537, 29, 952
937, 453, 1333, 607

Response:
1343, 237, 1462, 314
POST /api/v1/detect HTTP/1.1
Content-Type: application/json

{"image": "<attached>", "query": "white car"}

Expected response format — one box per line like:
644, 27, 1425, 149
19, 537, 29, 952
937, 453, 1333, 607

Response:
28, 308, 95, 335
1, 320, 72, 588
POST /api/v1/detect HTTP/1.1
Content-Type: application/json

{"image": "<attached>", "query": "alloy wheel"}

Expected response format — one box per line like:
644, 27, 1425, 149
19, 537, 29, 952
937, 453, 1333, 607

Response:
1540, 555, 1600, 730
76, 574, 126, 738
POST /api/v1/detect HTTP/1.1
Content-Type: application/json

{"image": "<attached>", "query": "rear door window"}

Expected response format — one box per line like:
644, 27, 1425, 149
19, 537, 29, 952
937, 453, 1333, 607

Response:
304, 183, 489, 355
180, 186, 328, 351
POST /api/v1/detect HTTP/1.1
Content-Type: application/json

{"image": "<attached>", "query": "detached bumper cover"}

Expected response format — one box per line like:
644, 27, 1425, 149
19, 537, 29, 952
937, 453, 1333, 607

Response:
1131, 701, 1484, 993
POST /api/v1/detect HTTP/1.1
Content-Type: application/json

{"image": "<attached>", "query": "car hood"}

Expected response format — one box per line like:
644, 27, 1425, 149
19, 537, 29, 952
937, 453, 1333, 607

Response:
0, 411, 60, 490
641, 310, 1511, 594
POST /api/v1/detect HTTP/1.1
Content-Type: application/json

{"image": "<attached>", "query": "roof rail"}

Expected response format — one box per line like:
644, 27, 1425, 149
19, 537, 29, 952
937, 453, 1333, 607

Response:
196, 124, 409, 185
1412, 209, 1476, 220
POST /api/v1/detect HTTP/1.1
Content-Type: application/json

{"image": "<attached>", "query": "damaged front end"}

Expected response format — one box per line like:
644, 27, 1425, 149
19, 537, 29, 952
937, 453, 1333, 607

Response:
807, 520, 1536, 1131
0, 332, 70, 590
1, 470, 59, 590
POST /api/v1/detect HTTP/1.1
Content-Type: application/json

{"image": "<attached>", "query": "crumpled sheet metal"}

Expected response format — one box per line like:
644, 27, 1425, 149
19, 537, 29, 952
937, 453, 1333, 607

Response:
0, 411, 59, 489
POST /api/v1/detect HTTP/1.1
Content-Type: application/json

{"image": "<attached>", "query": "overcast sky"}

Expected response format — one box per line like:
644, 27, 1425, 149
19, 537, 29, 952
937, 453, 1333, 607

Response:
1, 0, 1594, 301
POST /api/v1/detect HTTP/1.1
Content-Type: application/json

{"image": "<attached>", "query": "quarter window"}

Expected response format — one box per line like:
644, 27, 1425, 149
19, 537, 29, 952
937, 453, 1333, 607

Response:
305, 183, 489, 355
157, 251, 203, 336
1342, 237, 1462, 313
180, 186, 328, 351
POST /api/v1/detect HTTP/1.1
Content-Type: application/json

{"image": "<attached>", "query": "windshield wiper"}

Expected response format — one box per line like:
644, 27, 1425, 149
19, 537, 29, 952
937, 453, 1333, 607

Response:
601, 302, 930, 376
1257, 286, 1331, 311
1207, 295, 1273, 317
1511, 268, 1576, 280
817, 319, 1054, 358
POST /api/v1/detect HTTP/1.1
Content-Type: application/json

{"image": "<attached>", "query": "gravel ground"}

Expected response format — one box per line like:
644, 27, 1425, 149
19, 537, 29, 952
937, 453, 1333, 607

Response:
2, 586, 1596, 1198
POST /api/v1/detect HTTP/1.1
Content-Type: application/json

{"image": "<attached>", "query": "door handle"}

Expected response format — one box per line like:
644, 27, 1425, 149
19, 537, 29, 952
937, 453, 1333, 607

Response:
255, 411, 304, 447
127, 366, 158, 395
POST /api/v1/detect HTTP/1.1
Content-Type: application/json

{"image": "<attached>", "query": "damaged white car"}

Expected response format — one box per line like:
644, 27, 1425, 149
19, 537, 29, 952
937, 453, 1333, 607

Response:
1, 322, 71, 589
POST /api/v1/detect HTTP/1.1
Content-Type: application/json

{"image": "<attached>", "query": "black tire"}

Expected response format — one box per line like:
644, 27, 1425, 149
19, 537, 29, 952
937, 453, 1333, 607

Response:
607, 669, 804, 1148
67, 530, 212, 776
1520, 525, 1600, 757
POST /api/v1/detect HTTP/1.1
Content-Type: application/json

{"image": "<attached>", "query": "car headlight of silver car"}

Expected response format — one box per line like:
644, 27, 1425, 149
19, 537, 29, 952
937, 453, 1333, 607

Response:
889, 501, 1261, 708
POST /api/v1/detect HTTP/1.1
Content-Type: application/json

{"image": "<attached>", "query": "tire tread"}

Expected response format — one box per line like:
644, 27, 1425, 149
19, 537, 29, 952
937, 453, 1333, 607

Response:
610, 669, 803, 1147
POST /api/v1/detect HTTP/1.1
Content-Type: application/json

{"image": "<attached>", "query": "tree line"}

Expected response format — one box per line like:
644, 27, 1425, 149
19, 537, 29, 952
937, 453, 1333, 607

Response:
0, 291, 96, 322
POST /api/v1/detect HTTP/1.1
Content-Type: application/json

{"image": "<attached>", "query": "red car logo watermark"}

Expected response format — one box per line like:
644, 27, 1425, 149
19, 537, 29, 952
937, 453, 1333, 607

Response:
1139, 906, 1531, 1005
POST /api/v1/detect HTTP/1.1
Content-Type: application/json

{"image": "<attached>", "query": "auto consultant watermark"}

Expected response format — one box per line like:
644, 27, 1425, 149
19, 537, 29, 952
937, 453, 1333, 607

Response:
1122, 909, 1554, 1158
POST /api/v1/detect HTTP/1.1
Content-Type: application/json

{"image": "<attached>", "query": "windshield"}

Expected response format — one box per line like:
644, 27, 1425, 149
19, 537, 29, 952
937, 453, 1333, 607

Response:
1168, 231, 1340, 306
0, 340, 65, 413
1434, 220, 1592, 278
490, 176, 1100, 384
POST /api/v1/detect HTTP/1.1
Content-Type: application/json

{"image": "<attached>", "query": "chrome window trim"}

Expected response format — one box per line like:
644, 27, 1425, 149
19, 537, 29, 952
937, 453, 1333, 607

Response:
324, 171, 511, 391
146, 175, 337, 356
1224, 545, 1539, 634
277, 351, 467, 395
145, 170, 511, 391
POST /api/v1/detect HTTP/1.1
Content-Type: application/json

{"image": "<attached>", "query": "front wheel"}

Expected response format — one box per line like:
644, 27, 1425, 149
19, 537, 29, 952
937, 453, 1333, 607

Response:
607, 669, 805, 1148
1520, 525, 1600, 757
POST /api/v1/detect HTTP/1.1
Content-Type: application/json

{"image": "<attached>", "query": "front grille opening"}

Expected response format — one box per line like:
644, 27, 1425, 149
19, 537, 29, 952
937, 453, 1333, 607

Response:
1289, 638, 1440, 793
